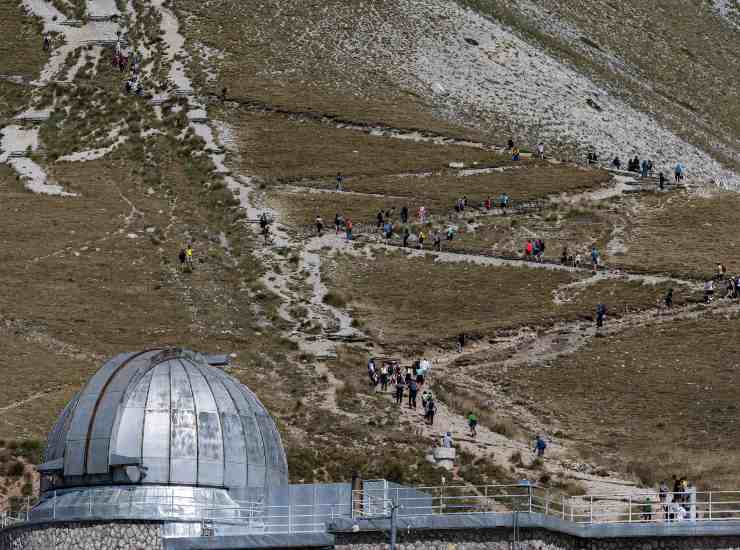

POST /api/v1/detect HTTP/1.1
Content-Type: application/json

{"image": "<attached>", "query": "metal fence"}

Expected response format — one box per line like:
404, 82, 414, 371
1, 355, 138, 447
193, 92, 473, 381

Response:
3, 484, 740, 532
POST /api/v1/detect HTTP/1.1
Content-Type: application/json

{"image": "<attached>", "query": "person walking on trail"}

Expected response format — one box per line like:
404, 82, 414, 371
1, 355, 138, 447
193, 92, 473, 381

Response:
262, 224, 270, 245
703, 279, 714, 303
525, 239, 534, 259
457, 333, 465, 353
664, 288, 673, 309
185, 244, 194, 271
534, 435, 547, 457
401, 205, 409, 224
467, 411, 478, 438
537, 142, 545, 160
383, 221, 393, 242
380, 364, 389, 392
596, 303, 607, 328
315, 215, 323, 237
376, 210, 384, 229
334, 213, 342, 234
178, 248, 187, 272
425, 397, 437, 425
395, 377, 405, 406
433, 231, 442, 252
611, 156, 621, 170
659, 172, 666, 190
402, 226, 410, 248
442, 432, 453, 448
418, 230, 426, 249
345, 218, 353, 241
408, 379, 418, 409
591, 245, 600, 272
335, 173, 344, 192
43, 32, 51, 51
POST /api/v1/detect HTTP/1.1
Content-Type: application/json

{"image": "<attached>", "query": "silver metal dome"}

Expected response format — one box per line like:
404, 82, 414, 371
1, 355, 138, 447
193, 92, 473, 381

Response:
39, 348, 288, 498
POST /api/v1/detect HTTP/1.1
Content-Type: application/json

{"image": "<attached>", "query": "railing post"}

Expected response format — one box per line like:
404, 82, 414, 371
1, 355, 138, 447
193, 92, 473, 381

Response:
589, 496, 593, 523
288, 504, 292, 534
570, 497, 574, 522
26, 497, 30, 521
528, 486, 533, 513
709, 491, 712, 520
562, 496, 565, 520
545, 491, 549, 516
53, 490, 57, 521
628, 495, 632, 523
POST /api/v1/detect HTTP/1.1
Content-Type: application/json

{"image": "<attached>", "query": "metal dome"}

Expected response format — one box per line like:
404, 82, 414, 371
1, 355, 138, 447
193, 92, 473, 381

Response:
39, 348, 288, 497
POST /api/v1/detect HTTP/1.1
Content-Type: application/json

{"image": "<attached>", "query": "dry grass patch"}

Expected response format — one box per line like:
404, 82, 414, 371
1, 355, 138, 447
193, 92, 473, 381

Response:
226, 109, 494, 180
616, 192, 740, 279
298, 164, 610, 210
324, 251, 673, 347
498, 314, 740, 487
0, 1, 48, 79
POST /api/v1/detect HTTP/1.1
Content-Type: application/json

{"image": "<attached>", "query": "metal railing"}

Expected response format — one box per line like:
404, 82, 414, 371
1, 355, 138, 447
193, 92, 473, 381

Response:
353, 485, 740, 525
3, 485, 740, 533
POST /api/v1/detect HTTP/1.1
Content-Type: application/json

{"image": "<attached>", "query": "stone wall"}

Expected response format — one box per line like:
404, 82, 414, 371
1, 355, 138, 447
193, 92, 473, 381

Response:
334, 528, 740, 550
0, 521, 163, 550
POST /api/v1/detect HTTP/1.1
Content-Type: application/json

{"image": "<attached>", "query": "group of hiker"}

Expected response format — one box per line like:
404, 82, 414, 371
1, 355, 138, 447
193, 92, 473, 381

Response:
367, 357, 438, 425
644, 477, 699, 522
703, 263, 740, 304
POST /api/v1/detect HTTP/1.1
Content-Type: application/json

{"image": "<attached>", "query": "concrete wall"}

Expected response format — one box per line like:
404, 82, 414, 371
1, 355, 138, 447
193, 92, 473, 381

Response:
334, 528, 740, 550
0, 521, 163, 550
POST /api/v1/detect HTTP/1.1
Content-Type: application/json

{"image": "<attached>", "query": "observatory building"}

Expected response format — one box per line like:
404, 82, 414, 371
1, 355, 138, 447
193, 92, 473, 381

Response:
0, 348, 426, 549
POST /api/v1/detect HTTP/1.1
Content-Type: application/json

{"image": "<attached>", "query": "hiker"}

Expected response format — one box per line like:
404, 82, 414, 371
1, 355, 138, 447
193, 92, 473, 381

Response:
484, 197, 492, 210
537, 142, 545, 160
425, 397, 437, 425
400, 206, 409, 224
641, 497, 654, 521
418, 206, 427, 222
611, 156, 622, 170
335, 173, 344, 192
402, 226, 410, 248
499, 193, 510, 210
641, 160, 648, 177
674, 163, 684, 183
631, 156, 640, 173
185, 243, 194, 270
376, 210, 384, 229
345, 218, 353, 241
418, 230, 425, 249
421, 389, 433, 410
433, 231, 442, 251
43, 32, 50, 51
507, 139, 514, 151
512, 147, 521, 161
591, 245, 600, 271
659, 172, 666, 190
314, 215, 324, 237
658, 481, 670, 517
380, 364, 389, 392
561, 246, 569, 265
647, 160, 654, 175
596, 303, 607, 328
262, 224, 270, 244
446, 227, 455, 241
665, 288, 673, 308
178, 248, 187, 271
703, 280, 714, 303
394, 377, 405, 405
334, 213, 342, 234
533, 435, 547, 457
525, 239, 534, 259
467, 411, 478, 437
383, 221, 393, 242
442, 432, 453, 448
259, 212, 268, 232
221, 87, 228, 101
457, 333, 465, 353
408, 379, 418, 409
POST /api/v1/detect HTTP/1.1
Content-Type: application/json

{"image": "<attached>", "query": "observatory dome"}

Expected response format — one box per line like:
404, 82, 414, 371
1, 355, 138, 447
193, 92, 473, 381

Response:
38, 348, 287, 501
